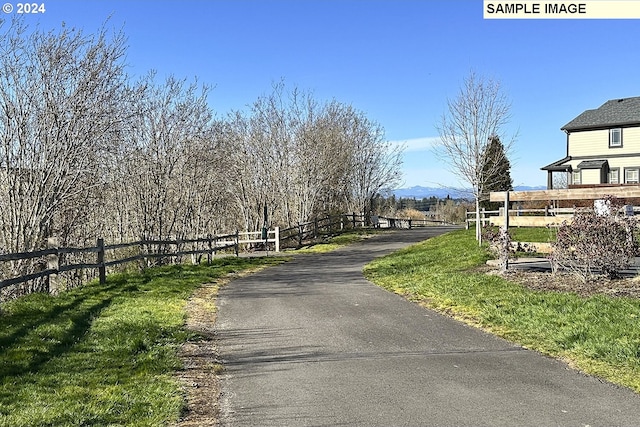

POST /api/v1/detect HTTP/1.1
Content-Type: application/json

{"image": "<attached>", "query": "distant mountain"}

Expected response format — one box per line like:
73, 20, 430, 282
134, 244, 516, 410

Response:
512, 185, 548, 192
391, 186, 470, 199
391, 185, 546, 199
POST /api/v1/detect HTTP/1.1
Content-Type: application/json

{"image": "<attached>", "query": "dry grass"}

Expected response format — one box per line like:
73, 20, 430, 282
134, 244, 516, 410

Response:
498, 269, 640, 299
175, 283, 222, 427
175, 264, 284, 426
396, 208, 427, 220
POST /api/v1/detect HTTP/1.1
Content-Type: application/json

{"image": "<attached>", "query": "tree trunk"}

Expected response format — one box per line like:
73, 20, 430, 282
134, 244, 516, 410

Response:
475, 197, 482, 245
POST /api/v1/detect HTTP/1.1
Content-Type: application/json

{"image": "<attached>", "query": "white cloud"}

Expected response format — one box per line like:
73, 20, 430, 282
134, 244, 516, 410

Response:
389, 136, 440, 152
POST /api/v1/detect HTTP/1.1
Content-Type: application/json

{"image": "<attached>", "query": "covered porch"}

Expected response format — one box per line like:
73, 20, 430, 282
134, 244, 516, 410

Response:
541, 156, 571, 189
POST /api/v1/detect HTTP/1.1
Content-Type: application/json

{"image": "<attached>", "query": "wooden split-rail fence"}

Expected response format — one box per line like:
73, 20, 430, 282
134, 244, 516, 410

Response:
467, 186, 640, 229
465, 207, 579, 229
463, 186, 640, 257
0, 229, 280, 292
278, 212, 448, 247
0, 211, 448, 298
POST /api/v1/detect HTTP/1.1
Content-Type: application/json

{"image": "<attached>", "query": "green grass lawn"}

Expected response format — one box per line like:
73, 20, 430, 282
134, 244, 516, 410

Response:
491, 226, 556, 243
0, 257, 285, 427
363, 228, 640, 393
290, 228, 385, 253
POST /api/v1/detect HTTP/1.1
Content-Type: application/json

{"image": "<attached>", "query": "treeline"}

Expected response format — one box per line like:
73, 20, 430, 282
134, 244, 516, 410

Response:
0, 18, 402, 270
384, 195, 451, 212
371, 195, 471, 224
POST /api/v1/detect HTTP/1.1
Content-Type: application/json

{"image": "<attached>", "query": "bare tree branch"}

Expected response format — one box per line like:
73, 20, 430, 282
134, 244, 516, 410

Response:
435, 71, 516, 243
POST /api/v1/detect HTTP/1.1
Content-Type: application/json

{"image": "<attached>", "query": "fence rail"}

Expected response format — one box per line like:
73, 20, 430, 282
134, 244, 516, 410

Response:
2, 213, 369, 294
1, 210, 445, 299
466, 205, 640, 228
279, 213, 366, 248
375, 215, 449, 229
466, 207, 579, 228
0, 229, 280, 292
277, 212, 448, 247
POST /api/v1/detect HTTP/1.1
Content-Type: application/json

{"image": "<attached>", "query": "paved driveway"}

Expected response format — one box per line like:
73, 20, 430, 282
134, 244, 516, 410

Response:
215, 227, 640, 426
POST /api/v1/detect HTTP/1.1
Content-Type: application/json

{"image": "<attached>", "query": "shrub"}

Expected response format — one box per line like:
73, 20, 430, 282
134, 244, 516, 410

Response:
549, 196, 638, 282
482, 225, 512, 272
397, 208, 427, 220
434, 199, 470, 224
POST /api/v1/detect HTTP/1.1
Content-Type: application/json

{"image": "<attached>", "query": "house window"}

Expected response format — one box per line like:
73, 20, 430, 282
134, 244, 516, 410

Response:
572, 170, 581, 185
609, 128, 622, 147
625, 168, 639, 184
608, 168, 620, 184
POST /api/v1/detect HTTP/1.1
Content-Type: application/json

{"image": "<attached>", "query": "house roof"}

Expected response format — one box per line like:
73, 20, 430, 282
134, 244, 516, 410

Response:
562, 96, 640, 131
541, 156, 572, 171
576, 160, 608, 169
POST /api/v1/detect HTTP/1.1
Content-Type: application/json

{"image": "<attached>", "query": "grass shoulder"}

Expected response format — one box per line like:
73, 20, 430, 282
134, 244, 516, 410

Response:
288, 228, 386, 254
363, 228, 640, 393
0, 256, 286, 427
490, 226, 556, 243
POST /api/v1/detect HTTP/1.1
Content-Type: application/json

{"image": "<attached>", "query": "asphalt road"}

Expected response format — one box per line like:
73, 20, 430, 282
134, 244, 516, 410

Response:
215, 227, 640, 426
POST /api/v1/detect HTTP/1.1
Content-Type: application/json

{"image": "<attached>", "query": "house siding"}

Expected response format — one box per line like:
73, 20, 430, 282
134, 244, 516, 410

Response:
568, 129, 608, 157
609, 158, 640, 170
622, 127, 640, 153
569, 127, 640, 157
544, 97, 640, 189
580, 169, 601, 184
613, 159, 640, 184
568, 157, 640, 184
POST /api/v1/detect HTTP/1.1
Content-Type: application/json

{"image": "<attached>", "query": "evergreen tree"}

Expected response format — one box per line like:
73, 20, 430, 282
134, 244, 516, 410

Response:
480, 136, 513, 210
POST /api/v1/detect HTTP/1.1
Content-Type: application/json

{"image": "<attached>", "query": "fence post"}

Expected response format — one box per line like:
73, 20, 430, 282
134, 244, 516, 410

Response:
97, 238, 106, 285
207, 234, 213, 265
46, 237, 59, 294
352, 212, 356, 228
408, 218, 412, 229
503, 191, 510, 271
275, 227, 280, 252
340, 215, 344, 231
314, 218, 318, 238
175, 238, 182, 265
235, 230, 239, 257
139, 238, 146, 269
298, 223, 303, 247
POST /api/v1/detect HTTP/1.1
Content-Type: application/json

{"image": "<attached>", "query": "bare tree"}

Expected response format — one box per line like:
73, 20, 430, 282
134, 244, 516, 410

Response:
289, 94, 355, 223
117, 73, 217, 245
552, 171, 569, 190
221, 83, 403, 232
0, 17, 411, 297
344, 108, 403, 222
222, 107, 282, 233
435, 71, 515, 243
0, 18, 128, 280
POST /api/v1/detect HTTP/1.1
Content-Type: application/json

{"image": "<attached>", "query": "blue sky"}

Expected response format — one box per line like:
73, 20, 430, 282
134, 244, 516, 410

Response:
8, 0, 640, 189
